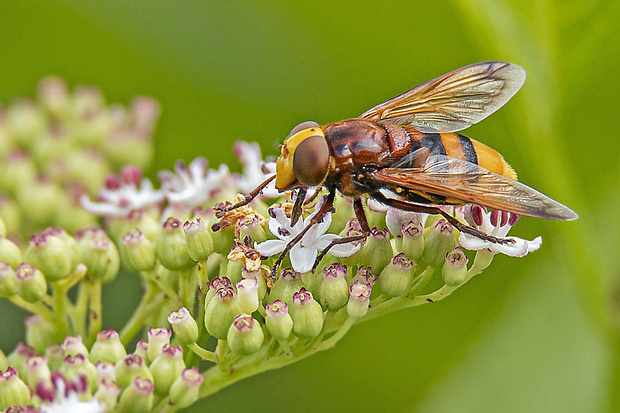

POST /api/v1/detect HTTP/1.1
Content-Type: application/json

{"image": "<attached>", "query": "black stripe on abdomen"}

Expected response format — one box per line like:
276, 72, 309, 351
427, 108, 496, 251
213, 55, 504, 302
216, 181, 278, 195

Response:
419, 133, 447, 156
458, 134, 478, 165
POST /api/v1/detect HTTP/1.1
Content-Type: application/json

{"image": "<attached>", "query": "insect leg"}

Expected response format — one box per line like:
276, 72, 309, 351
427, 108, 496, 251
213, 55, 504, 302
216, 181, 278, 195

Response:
311, 197, 370, 272
370, 192, 514, 245
290, 188, 307, 227
270, 190, 337, 279
213, 175, 276, 219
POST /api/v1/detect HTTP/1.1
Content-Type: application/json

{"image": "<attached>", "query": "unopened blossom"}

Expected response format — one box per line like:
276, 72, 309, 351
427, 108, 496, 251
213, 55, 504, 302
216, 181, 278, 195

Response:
233, 141, 279, 198
255, 196, 361, 273
158, 157, 232, 209
459, 205, 542, 257
80, 166, 164, 218
386, 206, 427, 238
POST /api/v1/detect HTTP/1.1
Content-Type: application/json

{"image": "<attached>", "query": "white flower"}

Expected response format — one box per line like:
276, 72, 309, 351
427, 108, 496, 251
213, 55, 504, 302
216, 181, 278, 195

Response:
158, 157, 232, 208
41, 376, 105, 413
234, 141, 279, 198
80, 166, 164, 218
458, 205, 542, 257
385, 206, 428, 237
255, 196, 361, 273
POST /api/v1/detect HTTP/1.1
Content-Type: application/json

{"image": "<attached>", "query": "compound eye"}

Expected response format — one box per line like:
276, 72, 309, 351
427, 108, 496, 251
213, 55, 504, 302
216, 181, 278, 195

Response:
288, 121, 320, 138
293, 135, 330, 187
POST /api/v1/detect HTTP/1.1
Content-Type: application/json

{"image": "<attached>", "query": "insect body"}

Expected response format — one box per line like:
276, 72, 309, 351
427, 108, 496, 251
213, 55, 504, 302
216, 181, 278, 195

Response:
214, 61, 578, 275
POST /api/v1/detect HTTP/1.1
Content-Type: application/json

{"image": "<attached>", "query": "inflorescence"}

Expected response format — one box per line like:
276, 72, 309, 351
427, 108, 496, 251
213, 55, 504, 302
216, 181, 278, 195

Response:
0, 80, 541, 412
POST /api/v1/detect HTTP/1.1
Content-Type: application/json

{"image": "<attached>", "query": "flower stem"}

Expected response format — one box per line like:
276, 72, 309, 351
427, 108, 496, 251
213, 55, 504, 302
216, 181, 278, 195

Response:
145, 269, 181, 305
188, 343, 217, 363
179, 268, 197, 312
87, 279, 102, 346
119, 284, 161, 345
8, 296, 55, 324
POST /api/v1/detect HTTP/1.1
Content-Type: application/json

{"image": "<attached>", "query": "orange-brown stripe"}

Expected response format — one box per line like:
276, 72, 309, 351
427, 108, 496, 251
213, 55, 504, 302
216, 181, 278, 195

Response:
440, 133, 465, 160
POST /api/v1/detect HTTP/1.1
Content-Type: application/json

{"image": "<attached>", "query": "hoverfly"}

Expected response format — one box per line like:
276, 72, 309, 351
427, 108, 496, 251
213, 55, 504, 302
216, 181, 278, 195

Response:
213, 61, 578, 276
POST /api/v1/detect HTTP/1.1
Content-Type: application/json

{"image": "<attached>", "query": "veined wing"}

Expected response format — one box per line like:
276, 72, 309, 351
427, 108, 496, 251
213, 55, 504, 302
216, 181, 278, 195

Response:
372, 155, 578, 221
360, 61, 526, 133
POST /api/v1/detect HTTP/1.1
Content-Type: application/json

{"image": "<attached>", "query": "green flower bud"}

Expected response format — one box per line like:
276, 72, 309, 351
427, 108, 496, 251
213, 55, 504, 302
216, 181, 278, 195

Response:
319, 263, 349, 311
121, 228, 156, 271
351, 266, 378, 287
0, 262, 17, 298
422, 219, 457, 268
242, 267, 267, 300
289, 288, 324, 339
156, 217, 195, 271
0, 196, 23, 236
224, 258, 243, 284
118, 377, 154, 413
1, 151, 36, 195
17, 178, 63, 228
94, 380, 122, 412
0, 368, 30, 410
207, 210, 236, 255
236, 277, 259, 314
168, 307, 199, 345
24, 355, 52, 391
347, 281, 372, 319
59, 354, 98, 390
0, 238, 21, 269
204, 287, 237, 340
204, 277, 232, 309
183, 218, 214, 262
38, 76, 71, 118
442, 248, 469, 286
76, 228, 120, 283
15, 263, 46, 303
366, 199, 388, 230
90, 329, 127, 364
25, 230, 75, 282
7, 99, 46, 147
265, 300, 293, 341
45, 345, 65, 372
146, 327, 171, 363
401, 221, 424, 261
472, 249, 495, 271
268, 268, 303, 305
61, 334, 89, 358
115, 354, 153, 389
236, 213, 267, 243
25, 315, 57, 354
95, 361, 116, 383
6, 343, 36, 380
227, 314, 264, 356
379, 253, 414, 297
149, 344, 185, 396
169, 368, 203, 409
134, 340, 149, 365
359, 228, 393, 273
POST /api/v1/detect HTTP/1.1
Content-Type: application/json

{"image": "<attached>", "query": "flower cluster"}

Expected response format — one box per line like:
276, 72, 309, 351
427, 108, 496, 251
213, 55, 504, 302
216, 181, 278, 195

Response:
0, 79, 544, 412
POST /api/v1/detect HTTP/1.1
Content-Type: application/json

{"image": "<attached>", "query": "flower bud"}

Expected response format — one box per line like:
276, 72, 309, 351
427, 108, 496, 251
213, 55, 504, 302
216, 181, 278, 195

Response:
121, 229, 156, 271
319, 263, 349, 311
149, 344, 185, 396
169, 368, 203, 409
134, 340, 149, 364
25, 231, 73, 282
25, 315, 57, 354
242, 267, 267, 299
379, 253, 414, 297
168, 307, 199, 345
146, 327, 171, 363
96, 362, 116, 383
115, 354, 153, 389
224, 258, 243, 284
62, 335, 89, 358
6, 343, 36, 380
94, 379, 122, 411
0, 238, 22, 269
0, 196, 22, 237
90, 329, 127, 364
268, 268, 303, 305
156, 218, 195, 271
347, 281, 372, 319
236, 277, 259, 314
289, 288, 324, 339
227, 314, 264, 356
18, 179, 64, 228
265, 300, 293, 341
0, 368, 30, 410
0, 262, 17, 298
0, 217, 5, 238
77, 231, 120, 283
183, 218, 214, 262
45, 345, 65, 372
24, 355, 52, 394
59, 354, 98, 390
401, 221, 424, 260
236, 213, 267, 244
358, 228, 393, 273
422, 219, 457, 268
15, 263, 46, 303
204, 287, 237, 340
118, 377, 154, 413
352, 266, 378, 286
1, 151, 37, 195
204, 277, 232, 309
442, 248, 469, 286
7, 100, 46, 147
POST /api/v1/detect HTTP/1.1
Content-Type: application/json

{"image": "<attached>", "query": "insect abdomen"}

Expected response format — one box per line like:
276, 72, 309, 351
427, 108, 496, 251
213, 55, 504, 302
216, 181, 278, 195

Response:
400, 127, 517, 180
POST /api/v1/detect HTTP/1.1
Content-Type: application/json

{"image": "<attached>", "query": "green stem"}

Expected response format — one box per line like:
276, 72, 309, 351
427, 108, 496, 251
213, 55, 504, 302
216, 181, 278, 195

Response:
179, 268, 198, 312
52, 283, 69, 337
188, 343, 217, 363
119, 284, 161, 345
145, 269, 181, 305
87, 279, 102, 346
9, 296, 55, 324
72, 282, 90, 339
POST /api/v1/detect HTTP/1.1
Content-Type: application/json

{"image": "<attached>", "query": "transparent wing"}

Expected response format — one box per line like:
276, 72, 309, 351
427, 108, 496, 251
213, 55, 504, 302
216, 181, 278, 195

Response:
360, 61, 526, 133
373, 155, 578, 221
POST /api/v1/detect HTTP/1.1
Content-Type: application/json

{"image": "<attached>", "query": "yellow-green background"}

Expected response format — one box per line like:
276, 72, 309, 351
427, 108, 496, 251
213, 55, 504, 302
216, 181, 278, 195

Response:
1, 1, 619, 412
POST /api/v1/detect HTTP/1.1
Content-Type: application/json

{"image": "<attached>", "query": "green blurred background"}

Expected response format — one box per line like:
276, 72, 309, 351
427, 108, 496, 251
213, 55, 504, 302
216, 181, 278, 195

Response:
1, 0, 619, 412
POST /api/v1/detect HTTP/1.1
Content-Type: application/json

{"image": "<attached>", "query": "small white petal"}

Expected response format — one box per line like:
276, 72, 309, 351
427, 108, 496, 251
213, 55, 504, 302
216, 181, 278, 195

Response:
289, 244, 316, 273
458, 233, 492, 251
255, 239, 286, 257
